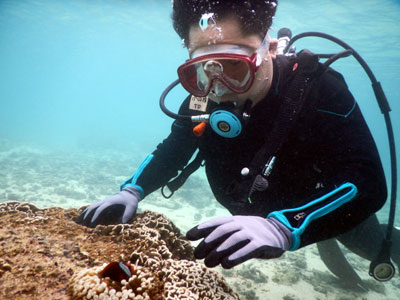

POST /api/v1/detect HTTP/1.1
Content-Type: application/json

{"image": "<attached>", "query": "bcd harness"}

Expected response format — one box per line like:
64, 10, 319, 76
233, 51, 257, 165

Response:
161, 49, 358, 251
161, 50, 323, 204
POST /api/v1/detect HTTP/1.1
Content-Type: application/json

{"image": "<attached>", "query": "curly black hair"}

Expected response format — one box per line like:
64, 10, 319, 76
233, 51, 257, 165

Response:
172, 0, 278, 46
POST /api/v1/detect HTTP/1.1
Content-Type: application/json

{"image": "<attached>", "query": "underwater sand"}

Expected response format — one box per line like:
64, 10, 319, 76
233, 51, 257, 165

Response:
1, 138, 399, 300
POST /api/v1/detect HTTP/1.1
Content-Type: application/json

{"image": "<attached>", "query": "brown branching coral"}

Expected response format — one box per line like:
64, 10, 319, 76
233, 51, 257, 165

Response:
92, 210, 194, 265
68, 257, 239, 300
0, 201, 239, 300
68, 211, 238, 300
161, 259, 239, 300
69, 263, 164, 300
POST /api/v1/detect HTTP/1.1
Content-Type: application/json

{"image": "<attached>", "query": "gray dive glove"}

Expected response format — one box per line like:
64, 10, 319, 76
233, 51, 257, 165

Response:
76, 186, 141, 228
186, 215, 292, 269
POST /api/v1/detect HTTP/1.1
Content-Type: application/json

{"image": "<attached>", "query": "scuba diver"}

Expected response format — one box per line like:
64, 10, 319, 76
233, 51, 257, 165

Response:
76, 0, 399, 286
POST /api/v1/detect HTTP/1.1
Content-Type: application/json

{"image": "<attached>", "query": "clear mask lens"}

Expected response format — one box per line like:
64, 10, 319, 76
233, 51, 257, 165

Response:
196, 58, 251, 91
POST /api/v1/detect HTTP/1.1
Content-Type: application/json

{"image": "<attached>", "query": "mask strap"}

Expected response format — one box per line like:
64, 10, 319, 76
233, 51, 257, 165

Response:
255, 31, 270, 66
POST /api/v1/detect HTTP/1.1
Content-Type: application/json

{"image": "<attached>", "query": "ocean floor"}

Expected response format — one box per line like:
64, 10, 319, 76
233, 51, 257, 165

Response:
1, 138, 399, 300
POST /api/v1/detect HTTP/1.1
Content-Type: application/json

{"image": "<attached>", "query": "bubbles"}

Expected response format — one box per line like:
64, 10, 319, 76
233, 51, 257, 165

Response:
199, 12, 217, 32
199, 12, 224, 45
265, 1, 277, 8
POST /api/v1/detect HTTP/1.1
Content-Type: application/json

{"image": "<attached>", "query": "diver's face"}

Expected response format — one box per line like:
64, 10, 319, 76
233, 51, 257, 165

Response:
188, 16, 274, 107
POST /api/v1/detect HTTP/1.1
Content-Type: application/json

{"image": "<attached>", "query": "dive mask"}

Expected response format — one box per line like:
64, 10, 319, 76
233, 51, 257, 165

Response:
178, 33, 270, 97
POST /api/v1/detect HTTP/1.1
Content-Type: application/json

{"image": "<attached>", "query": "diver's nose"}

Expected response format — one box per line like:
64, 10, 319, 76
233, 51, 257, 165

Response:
210, 80, 229, 97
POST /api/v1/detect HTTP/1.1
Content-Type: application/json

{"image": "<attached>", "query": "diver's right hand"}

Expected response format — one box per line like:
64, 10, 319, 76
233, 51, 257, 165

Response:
76, 186, 141, 228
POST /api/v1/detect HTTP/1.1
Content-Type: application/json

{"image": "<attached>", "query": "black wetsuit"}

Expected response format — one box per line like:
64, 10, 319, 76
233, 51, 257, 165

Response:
129, 55, 387, 249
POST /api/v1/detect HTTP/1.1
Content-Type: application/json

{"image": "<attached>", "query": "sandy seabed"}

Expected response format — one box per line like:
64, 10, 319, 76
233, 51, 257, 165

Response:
0, 138, 399, 300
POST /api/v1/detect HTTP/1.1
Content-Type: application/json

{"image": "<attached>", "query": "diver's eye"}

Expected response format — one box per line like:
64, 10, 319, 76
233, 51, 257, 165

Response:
225, 60, 241, 67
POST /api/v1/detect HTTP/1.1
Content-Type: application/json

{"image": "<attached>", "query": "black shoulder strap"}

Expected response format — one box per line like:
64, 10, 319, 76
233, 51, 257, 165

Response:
232, 50, 323, 210
255, 50, 320, 169
161, 151, 203, 198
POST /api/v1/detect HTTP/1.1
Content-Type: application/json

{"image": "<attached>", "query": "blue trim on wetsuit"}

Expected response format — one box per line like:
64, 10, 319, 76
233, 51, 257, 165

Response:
120, 154, 154, 198
317, 100, 356, 118
268, 182, 357, 251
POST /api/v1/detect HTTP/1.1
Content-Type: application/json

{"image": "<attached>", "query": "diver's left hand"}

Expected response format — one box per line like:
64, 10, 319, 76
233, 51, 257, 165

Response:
186, 216, 292, 269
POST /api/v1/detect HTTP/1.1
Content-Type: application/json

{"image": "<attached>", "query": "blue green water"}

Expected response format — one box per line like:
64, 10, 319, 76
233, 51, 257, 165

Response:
2, 0, 399, 220
0, 0, 400, 298
0, 0, 187, 153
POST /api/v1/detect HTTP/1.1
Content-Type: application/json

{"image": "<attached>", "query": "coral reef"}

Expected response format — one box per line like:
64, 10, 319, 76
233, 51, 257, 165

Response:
68, 258, 237, 300
69, 263, 163, 300
0, 201, 239, 300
